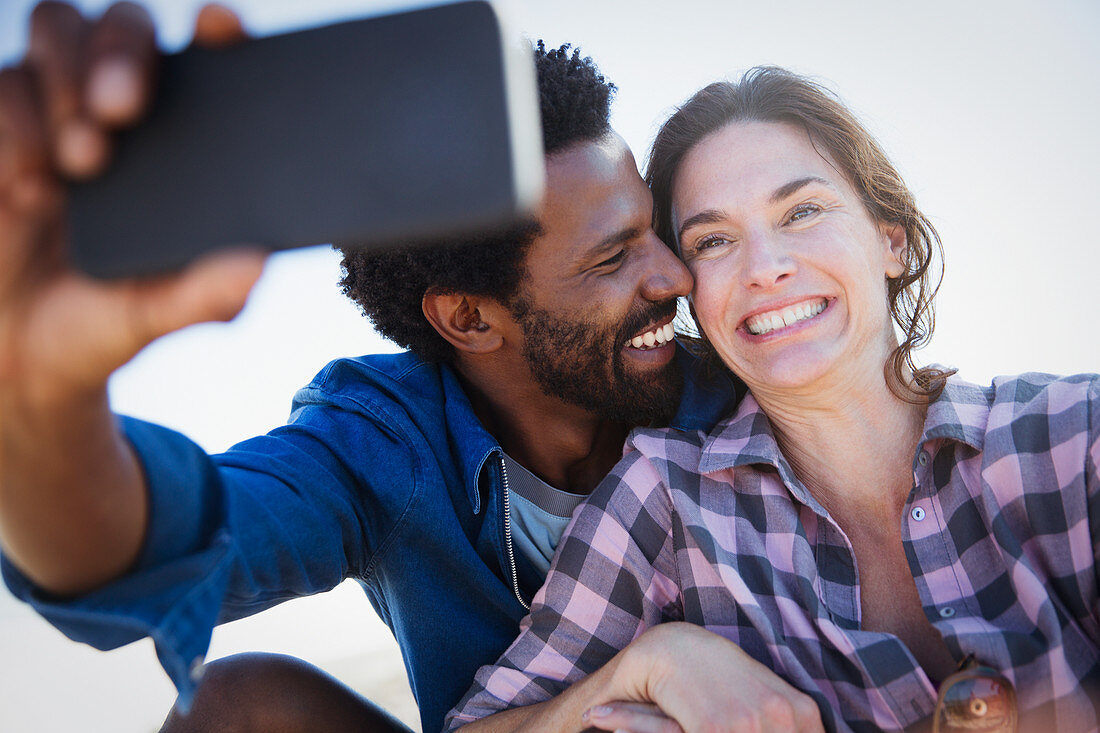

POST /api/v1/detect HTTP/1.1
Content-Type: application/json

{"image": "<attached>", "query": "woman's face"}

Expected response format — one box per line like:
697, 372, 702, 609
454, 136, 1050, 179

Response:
672, 121, 906, 395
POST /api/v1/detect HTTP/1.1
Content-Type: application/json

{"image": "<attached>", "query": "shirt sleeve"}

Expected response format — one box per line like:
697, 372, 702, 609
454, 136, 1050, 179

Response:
445, 448, 681, 730
1, 383, 416, 711
1087, 376, 1100, 593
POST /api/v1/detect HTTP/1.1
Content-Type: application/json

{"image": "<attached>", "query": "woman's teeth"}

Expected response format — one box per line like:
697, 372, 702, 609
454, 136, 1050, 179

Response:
629, 322, 676, 349
745, 299, 827, 336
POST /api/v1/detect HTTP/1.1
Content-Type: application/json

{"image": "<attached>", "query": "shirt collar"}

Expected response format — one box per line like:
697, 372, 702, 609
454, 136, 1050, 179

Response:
697, 392, 819, 508
437, 362, 502, 515
695, 373, 992, 507
449, 346, 747, 513
918, 374, 992, 451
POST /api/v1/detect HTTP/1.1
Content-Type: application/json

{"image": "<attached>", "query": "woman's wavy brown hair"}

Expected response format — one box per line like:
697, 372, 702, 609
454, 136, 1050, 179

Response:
648, 66, 953, 402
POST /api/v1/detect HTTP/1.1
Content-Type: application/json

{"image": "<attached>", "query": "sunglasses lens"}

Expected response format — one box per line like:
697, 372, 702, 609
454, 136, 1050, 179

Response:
934, 671, 1017, 732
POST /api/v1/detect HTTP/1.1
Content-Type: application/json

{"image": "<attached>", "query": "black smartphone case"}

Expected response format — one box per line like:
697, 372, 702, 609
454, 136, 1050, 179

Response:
68, 1, 543, 278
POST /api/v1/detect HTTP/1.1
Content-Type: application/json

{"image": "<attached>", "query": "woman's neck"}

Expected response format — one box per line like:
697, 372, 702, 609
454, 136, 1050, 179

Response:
751, 365, 927, 518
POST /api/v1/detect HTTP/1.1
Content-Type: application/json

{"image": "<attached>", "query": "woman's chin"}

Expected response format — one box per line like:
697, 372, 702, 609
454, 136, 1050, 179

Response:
732, 346, 842, 396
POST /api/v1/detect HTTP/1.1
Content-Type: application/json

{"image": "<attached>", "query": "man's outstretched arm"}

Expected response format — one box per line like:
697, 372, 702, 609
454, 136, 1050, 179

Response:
0, 1, 265, 597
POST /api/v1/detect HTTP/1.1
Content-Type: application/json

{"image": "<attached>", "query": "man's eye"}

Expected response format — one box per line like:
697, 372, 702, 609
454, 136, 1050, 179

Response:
787, 203, 821, 223
597, 250, 625, 268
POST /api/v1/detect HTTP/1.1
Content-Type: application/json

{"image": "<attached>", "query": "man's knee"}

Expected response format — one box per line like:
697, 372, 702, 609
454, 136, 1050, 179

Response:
160, 652, 412, 733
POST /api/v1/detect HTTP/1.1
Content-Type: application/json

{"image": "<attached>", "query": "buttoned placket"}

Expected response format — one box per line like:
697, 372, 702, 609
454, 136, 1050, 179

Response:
904, 443, 964, 652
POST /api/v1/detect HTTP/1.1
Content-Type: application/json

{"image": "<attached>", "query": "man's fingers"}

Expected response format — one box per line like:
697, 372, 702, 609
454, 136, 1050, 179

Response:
28, 2, 86, 126
582, 702, 683, 733
192, 4, 247, 48
126, 247, 268, 344
0, 66, 60, 245
86, 2, 156, 127
26, 2, 110, 178
0, 67, 49, 188
0, 179, 63, 304
14, 248, 266, 395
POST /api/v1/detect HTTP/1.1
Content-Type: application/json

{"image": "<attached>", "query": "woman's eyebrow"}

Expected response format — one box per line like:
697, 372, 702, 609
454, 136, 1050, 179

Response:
677, 176, 836, 241
677, 209, 726, 241
769, 176, 832, 204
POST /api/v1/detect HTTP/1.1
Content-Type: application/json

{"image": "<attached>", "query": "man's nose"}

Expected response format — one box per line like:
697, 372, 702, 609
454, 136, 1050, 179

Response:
640, 232, 693, 301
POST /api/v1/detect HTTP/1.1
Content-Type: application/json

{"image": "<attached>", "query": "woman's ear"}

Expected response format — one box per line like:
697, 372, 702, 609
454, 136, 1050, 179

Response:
422, 291, 504, 355
882, 223, 908, 279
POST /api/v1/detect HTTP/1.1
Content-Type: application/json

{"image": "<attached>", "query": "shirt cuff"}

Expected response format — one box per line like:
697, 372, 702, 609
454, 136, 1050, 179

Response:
0, 415, 233, 710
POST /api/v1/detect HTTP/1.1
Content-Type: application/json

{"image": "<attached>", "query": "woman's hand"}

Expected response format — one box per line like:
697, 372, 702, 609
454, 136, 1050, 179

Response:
591, 623, 824, 733
581, 702, 683, 733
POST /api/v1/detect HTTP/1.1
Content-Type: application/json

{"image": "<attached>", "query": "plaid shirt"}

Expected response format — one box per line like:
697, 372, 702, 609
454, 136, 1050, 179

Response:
447, 373, 1100, 732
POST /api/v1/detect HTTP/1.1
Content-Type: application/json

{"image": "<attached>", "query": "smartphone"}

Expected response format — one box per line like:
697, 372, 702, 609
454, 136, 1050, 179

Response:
67, 0, 544, 279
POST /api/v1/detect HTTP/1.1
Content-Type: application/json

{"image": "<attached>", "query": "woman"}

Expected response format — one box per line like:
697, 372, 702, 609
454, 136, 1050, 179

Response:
446, 67, 1100, 732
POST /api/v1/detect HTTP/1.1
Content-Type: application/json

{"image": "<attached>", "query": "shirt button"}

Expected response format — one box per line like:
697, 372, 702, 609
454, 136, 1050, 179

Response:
189, 656, 206, 682
911, 506, 926, 521
918, 451, 929, 467
939, 606, 956, 619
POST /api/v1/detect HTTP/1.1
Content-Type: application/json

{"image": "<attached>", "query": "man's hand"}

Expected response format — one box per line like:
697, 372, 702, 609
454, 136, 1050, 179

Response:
0, 1, 264, 404
0, 1, 264, 596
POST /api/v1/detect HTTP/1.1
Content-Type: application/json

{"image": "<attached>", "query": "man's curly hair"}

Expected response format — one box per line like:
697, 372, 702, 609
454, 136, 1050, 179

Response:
338, 41, 616, 362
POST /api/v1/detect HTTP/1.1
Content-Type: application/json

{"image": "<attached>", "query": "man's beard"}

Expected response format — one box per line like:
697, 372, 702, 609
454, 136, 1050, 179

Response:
509, 295, 683, 426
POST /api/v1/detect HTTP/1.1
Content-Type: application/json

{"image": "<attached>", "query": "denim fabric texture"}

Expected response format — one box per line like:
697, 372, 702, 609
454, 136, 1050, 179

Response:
2, 347, 739, 733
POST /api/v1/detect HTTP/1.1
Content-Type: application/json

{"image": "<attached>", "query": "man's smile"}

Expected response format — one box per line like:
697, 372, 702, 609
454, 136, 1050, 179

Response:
626, 321, 676, 350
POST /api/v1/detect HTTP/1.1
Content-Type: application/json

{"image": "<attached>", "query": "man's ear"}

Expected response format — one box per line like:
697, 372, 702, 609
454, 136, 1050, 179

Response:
422, 291, 504, 355
882, 222, 908, 279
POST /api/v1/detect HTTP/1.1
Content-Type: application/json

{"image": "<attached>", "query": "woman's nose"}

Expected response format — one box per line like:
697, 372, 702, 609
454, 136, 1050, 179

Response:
741, 234, 794, 289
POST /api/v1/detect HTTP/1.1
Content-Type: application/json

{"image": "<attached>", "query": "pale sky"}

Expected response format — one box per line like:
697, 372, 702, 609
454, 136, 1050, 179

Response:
1, 1, 1098, 731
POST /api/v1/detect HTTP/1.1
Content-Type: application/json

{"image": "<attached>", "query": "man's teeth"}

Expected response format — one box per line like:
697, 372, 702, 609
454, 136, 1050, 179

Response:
745, 299, 827, 336
629, 322, 676, 349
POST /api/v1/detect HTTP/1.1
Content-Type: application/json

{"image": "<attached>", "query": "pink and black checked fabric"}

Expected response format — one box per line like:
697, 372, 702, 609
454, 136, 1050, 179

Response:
446, 373, 1100, 732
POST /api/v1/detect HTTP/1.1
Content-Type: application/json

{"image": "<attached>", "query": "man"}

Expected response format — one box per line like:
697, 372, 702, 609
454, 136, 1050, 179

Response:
0, 4, 819, 732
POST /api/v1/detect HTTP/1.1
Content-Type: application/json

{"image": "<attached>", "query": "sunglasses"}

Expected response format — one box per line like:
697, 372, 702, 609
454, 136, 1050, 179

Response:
932, 655, 1017, 733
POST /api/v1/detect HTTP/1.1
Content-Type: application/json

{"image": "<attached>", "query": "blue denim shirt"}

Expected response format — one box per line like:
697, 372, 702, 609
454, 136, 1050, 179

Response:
2, 348, 740, 733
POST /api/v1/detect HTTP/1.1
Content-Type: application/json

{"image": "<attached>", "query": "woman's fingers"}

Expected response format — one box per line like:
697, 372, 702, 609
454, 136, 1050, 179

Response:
626, 623, 826, 733
582, 702, 683, 733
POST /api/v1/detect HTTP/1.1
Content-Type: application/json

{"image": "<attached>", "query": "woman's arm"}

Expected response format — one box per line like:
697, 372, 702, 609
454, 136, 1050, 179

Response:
460, 622, 821, 733
446, 450, 822, 732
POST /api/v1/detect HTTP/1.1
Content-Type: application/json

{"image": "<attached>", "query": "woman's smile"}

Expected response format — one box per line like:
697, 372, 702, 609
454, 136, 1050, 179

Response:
741, 297, 829, 337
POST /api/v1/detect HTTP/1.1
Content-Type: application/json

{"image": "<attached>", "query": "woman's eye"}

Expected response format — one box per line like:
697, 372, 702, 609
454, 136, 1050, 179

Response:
691, 234, 730, 255
787, 203, 821, 223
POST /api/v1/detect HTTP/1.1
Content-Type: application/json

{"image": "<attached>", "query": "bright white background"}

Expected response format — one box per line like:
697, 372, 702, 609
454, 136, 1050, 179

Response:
1, 1, 1098, 731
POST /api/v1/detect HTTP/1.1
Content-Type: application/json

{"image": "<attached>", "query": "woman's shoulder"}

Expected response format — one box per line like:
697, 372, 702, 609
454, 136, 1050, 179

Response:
938, 370, 1097, 409
934, 371, 1100, 455
971, 371, 1099, 417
